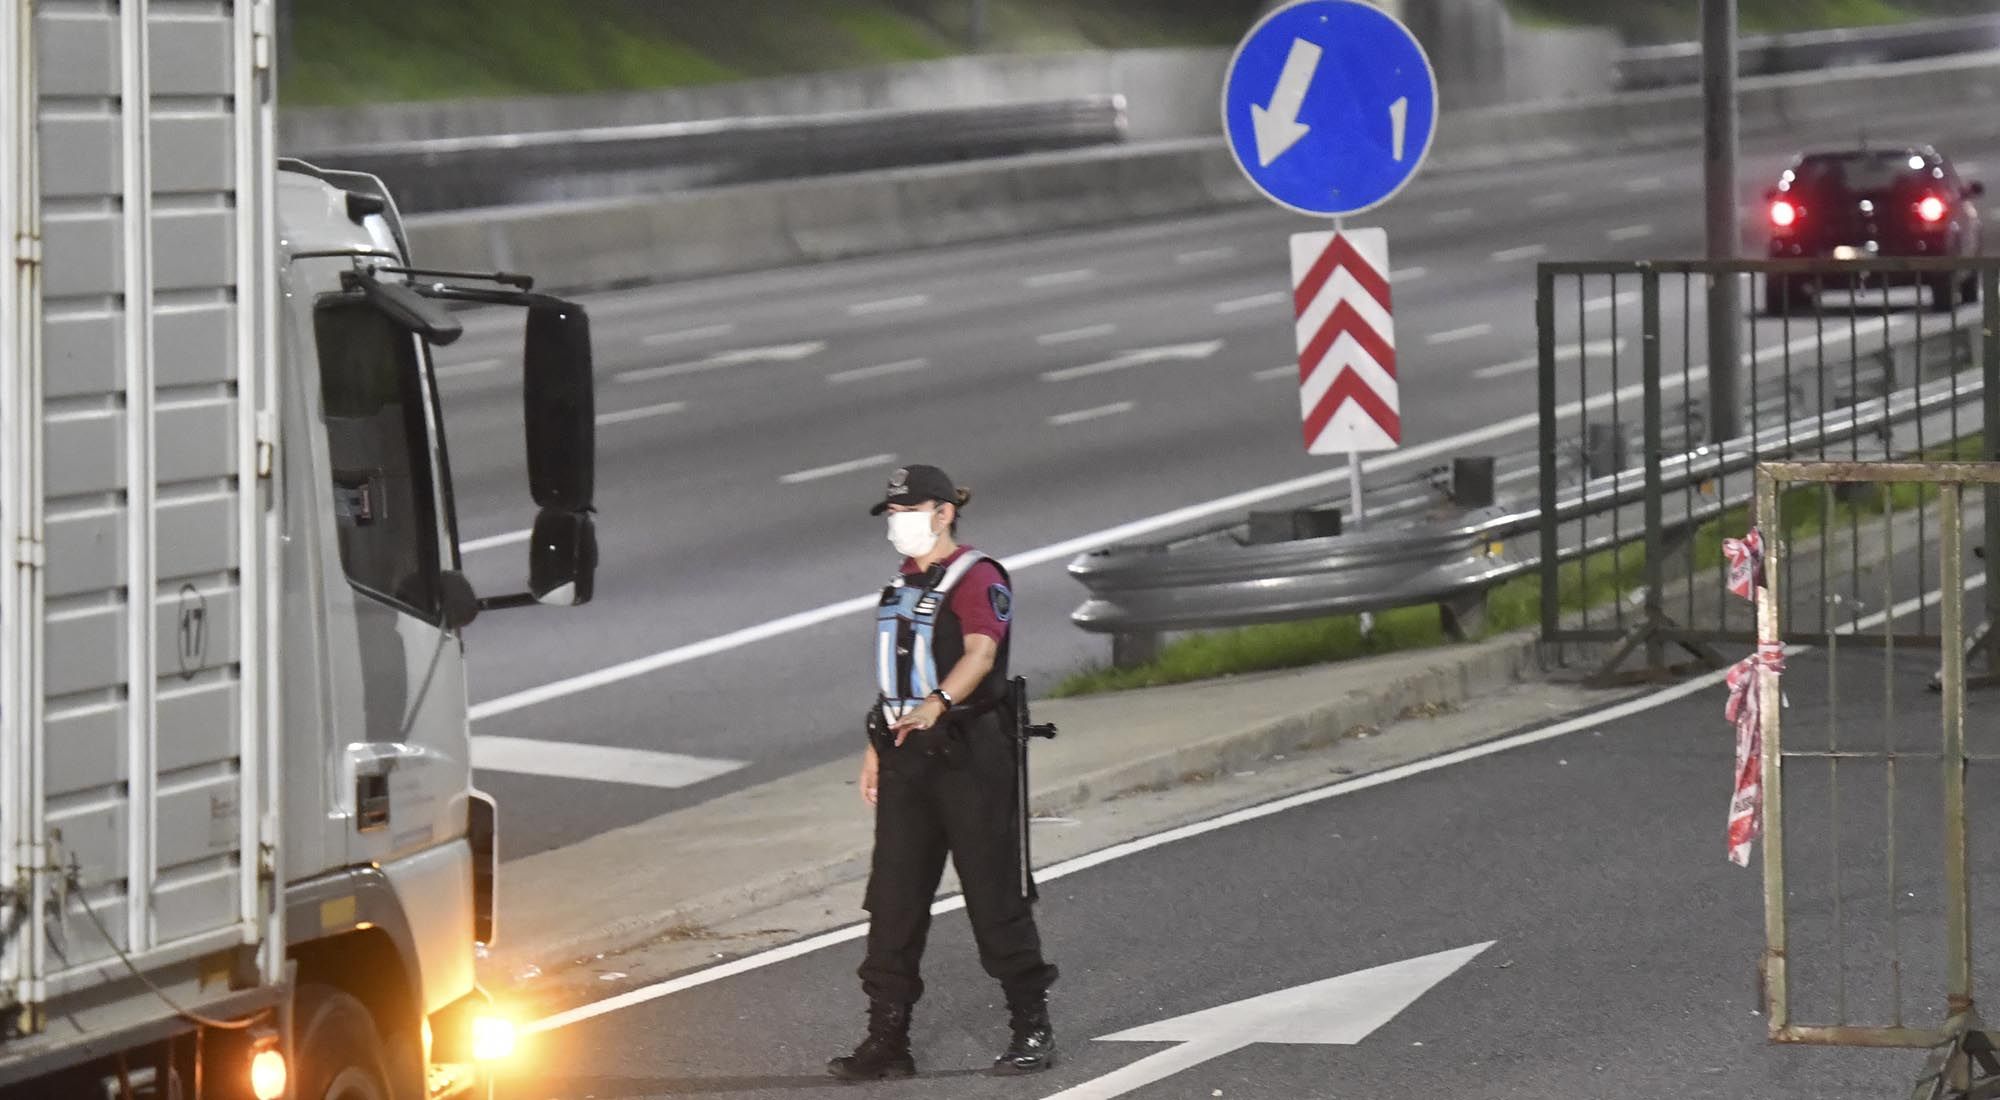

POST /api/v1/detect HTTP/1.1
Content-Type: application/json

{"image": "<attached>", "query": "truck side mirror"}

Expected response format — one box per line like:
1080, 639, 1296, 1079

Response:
529, 508, 596, 606
523, 299, 594, 512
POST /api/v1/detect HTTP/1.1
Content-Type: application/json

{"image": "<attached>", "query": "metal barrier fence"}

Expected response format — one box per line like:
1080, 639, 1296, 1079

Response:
1537, 258, 2000, 681
1750, 461, 2000, 1098
299, 96, 1128, 212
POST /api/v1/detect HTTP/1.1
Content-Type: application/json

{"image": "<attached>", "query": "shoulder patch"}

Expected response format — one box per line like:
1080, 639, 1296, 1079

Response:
987, 583, 1013, 622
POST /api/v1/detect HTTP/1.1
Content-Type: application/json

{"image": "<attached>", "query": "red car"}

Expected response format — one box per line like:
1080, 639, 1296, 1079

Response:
1764, 145, 1984, 313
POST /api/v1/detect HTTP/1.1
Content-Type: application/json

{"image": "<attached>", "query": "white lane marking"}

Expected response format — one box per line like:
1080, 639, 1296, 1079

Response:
826, 358, 931, 385
1491, 244, 1548, 262
1585, 291, 1641, 313
1608, 224, 1655, 242
1043, 341, 1225, 383
471, 736, 746, 789
1428, 207, 1475, 225
462, 529, 532, 554
1024, 269, 1095, 289
1214, 291, 1288, 315
1624, 176, 1666, 192
1176, 247, 1238, 265
1529, 191, 1572, 209
778, 453, 898, 485
596, 401, 687, 427
846, 294, 931, 317
1038, 324, 1119, 346
527, 579, 1967, 1034
1049, 401, 1136, 427
1472, 338, 1626, 381
435, 358, 502, 380
1391, 267, 1428, 284
642, 323, 737, 348
1254, 365, 1296, 382
1425, 323, 1493, 346
616, 342, 826, 384
472, 318, 1915, 722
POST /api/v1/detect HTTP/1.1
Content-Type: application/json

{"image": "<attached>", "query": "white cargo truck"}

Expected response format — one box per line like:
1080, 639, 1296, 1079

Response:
1, 3, 599, 1098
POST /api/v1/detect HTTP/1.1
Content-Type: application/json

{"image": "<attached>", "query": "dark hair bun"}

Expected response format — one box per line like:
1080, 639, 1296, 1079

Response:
954, 487, 972, 508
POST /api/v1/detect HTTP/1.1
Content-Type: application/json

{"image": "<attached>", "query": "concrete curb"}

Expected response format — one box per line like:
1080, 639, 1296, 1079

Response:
482, 632, 1538, 986
408, 51, 2000, 295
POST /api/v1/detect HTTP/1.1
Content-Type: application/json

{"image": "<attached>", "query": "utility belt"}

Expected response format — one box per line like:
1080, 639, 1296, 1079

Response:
866, 694, 1006, 761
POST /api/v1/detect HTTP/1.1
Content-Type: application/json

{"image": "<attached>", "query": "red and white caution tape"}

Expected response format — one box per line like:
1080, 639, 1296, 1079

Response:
1724, 640, 1784, 867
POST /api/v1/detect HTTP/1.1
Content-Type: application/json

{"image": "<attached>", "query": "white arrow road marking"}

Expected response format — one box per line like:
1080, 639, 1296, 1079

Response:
1042, 340, 1225, 382
1252, 38, 1321, 167
1039, 943, 1495, 1100
615, 342, 826, 383
1390, 95, 1410, 162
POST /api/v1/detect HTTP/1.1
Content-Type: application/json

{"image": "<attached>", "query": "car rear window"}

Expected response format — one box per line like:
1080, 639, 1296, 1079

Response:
1793, 153, 1934, 195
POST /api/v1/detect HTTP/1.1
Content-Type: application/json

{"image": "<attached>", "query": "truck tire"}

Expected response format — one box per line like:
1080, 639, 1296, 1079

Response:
295, 985, 395, 1100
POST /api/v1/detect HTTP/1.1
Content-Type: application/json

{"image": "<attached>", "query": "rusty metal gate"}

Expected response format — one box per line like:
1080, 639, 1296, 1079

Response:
1752, 461, 2000, 1099
1535, 258, 2000, 682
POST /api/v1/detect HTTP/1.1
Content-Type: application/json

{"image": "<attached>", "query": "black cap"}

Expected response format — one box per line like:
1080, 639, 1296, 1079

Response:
869, 464, 960, 515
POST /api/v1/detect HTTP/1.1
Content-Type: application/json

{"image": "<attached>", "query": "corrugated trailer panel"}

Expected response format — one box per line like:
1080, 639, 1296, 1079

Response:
2, 0, 275, 1035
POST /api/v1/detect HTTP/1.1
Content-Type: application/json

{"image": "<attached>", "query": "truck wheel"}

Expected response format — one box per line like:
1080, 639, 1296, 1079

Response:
1963, 273, 1981, 305
295, 985, 395, 1100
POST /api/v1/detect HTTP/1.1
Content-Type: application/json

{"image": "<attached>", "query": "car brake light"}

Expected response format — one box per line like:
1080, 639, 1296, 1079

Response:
1917, 195, 1948, 223
1770, 199, 1799, 228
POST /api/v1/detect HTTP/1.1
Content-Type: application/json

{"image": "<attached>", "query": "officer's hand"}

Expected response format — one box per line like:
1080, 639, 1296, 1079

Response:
889, 698, 946, 745
860, 744, 880, 807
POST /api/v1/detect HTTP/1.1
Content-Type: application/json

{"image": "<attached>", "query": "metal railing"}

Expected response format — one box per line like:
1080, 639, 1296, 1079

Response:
292, 96, 1129, 213
1751, 460, 2000, 1098
1614, 14, 2000, 90
1070, 367, 1979, 640
1540, 258, 2000, 681
1066, 259, 1993, 667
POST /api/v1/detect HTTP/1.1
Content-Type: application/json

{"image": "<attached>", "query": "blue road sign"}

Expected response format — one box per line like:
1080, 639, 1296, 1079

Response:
1222, 0, 1439, 218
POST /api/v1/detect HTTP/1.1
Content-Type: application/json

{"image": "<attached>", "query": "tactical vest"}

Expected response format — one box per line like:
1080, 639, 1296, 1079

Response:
876, 549, 1012, 721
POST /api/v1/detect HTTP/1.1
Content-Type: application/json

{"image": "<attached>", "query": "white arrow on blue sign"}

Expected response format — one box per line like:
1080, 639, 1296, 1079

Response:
1222, 0, 1440, 218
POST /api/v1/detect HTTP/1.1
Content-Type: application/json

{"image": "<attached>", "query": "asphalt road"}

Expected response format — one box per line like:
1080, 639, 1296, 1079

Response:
486, 571, 2000, 1100
492, 612, 2000, 1096
431, 99, 2000, 857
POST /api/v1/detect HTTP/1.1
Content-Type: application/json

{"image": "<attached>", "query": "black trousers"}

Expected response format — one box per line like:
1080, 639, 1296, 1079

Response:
858, 709, 1059, 1006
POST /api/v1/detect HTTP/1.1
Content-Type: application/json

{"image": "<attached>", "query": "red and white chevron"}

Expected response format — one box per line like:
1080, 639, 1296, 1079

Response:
1289, 229, 1399, 455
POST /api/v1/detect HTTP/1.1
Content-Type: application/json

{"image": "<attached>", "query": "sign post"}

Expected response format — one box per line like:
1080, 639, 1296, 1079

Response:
1222, 0, 1437, 536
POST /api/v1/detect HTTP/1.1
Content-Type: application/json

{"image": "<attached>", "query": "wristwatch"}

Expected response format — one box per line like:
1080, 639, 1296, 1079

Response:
929, 688, 954, 708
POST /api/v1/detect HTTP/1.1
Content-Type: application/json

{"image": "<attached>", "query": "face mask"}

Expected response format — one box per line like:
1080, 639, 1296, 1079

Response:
887, 509, 940, 557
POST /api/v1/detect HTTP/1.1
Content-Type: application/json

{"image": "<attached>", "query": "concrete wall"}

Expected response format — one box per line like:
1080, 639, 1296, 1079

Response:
402, 50, 2000, 296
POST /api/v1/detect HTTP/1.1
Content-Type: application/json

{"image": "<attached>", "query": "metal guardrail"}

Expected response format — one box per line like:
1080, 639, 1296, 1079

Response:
1067, 257, 1995, 669
294, 96, 1129, 213
1614, 14, 2000, 90
1068, 371, 1980, 639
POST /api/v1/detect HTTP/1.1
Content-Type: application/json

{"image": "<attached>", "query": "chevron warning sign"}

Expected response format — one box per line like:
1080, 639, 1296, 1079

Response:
1290, 228, 1399, 455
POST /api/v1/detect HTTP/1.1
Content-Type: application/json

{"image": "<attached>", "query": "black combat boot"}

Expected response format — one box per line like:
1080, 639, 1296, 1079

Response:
827, 1000, 916, 1081
991, 993, 1057, 1075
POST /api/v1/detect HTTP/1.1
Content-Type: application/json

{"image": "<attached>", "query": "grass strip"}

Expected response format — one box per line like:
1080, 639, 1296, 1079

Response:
1052, 435, 1984, 697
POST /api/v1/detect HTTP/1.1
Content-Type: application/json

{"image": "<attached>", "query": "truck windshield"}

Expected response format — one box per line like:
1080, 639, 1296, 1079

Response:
313, 297, 443, 620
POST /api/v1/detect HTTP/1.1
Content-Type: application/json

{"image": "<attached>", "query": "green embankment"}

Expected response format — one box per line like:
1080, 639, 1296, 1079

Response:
282, 0, 1985, 107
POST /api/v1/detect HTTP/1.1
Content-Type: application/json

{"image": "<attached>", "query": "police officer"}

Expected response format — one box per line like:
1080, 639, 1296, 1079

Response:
828, 464, 1060, 1081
